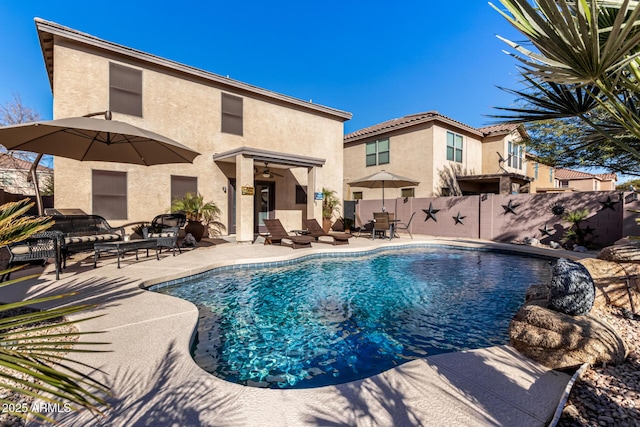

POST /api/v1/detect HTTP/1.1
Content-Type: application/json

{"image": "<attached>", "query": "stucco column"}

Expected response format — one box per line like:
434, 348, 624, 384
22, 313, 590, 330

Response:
308, 166, 323, 220
236, 155, 254, 244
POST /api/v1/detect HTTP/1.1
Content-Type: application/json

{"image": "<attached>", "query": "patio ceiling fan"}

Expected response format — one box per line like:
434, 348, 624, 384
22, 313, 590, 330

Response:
255, 162, 284, 179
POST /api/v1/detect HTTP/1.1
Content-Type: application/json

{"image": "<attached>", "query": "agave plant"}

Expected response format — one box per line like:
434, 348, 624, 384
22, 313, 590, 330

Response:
0, 199, 110, 423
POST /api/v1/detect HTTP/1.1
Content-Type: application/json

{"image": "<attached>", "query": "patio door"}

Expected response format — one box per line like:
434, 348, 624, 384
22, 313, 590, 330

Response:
254, 181, 275, 233
227, 179, 275, 235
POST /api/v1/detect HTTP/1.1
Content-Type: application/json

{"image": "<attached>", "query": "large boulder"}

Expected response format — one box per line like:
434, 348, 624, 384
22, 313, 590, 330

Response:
509, 304, 627, 370
548, 258, 595, 315
578, 258, 640, 311
597, 241, 640, 263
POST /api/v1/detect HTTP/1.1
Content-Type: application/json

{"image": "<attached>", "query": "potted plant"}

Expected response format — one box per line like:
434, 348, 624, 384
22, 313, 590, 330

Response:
322, 187, 341, 233
170, 193, 225, 242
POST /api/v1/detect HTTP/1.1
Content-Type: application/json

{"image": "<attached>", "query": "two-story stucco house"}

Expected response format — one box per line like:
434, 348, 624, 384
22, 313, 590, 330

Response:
343, 112, 531, 200
35, 19, 351, 243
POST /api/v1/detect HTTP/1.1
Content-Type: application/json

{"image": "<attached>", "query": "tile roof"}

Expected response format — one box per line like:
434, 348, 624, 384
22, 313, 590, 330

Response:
477, 123, 520, 135
0, 153, 52, 171
344, 111, 482, 143
554, 168, 617, 181
344, 113, 524, 144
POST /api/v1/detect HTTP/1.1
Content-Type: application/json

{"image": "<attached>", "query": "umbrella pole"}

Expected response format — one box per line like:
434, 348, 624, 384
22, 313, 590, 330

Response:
28, 153, 44, 216
382, 182, 385, 210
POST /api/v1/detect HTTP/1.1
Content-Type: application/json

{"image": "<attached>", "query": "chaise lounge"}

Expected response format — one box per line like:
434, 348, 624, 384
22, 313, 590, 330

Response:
303, 218, 352, 245
263, 219, 314, 249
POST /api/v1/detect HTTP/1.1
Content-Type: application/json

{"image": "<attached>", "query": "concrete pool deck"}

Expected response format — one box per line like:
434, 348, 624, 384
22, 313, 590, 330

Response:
1, 235, 589, 426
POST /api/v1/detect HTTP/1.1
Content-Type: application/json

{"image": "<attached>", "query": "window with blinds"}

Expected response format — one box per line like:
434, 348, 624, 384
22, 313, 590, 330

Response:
109, 63, 143, 117
222, 93, 243, 135
92, 170, 127, 219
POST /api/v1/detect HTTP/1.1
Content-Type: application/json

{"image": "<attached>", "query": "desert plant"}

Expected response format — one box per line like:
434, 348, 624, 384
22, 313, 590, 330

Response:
321, 188, 340, 221
0, 199, 109, 423
170, 192, 226, 238
562, 208, 593, 248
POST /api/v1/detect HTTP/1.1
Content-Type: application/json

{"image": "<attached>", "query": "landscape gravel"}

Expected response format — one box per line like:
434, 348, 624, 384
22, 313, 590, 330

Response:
558, 305, 640, 427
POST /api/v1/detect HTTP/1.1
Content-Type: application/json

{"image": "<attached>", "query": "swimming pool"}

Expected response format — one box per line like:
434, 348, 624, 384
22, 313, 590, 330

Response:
150, 246, 551, 389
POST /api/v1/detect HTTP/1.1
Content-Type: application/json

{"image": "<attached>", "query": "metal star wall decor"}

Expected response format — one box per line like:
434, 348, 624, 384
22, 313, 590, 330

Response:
584, 225, 596, 235
423, 202, 440, 222
538, 224, 553, 236
502, 200, 520, 215
599, 196, 619, 211
453, 212, 466, 225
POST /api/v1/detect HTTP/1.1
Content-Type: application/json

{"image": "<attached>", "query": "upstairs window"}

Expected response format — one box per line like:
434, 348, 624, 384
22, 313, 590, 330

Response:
534, 163, 539, 179
365, 138, 389, 166
446, 132, 463, 163
508, 141, 524, 170
222, 93, 243, 135
109, 63, 142, 117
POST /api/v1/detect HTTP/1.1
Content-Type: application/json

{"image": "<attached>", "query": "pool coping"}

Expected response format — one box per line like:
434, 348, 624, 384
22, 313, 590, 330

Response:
6, 236, 587, 426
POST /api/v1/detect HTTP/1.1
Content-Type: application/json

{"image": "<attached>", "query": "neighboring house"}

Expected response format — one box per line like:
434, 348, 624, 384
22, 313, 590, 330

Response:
35, 19, 351, 243
343, 112, 531, 199
541, 168, 617, 192
525, 153, 555, 193
0, 153, 53, 196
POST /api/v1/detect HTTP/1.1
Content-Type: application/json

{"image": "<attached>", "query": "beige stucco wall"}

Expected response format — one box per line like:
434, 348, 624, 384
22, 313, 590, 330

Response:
343, 122, 485, 200
527, 161, 555, 193
52, 39, 345, 232
481, 132, 526, 176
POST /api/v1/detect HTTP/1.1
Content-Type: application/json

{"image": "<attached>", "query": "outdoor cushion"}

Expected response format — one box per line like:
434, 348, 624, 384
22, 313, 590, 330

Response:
64, 233, 121, 245
9, 244, 30, 255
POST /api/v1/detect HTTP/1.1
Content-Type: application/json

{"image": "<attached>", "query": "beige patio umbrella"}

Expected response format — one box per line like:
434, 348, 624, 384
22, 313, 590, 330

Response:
0, 111, 200, 214
348, 170, 419, 210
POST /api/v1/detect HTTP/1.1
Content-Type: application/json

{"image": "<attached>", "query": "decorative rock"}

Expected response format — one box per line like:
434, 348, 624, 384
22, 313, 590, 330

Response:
598, 241, 640, 263
548, 258, 596, 315
578, 258, 640, 312
524, 237, 540, 246
509, 305, 628, 369
549, 241, 561, 249
573, 244, 587, 253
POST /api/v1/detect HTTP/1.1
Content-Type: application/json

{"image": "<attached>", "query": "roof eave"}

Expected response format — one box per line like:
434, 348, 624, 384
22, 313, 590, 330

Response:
34, 18, 352, 122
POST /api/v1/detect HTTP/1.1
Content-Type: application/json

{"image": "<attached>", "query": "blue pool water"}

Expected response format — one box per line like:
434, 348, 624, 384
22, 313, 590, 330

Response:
151, 247, 552, 389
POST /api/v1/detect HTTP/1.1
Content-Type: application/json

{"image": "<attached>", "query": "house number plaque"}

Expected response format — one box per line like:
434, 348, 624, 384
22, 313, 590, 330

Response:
241, 186, 255, 195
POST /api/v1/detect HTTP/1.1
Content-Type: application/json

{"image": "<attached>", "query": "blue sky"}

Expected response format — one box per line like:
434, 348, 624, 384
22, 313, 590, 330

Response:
0, 1, 525, 134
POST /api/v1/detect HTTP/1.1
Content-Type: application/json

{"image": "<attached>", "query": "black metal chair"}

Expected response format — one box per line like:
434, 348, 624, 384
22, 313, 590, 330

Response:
354, 213, 373, 238
1, 230, 61, 281
143, 213, 187, 255
395, 212, 417, 239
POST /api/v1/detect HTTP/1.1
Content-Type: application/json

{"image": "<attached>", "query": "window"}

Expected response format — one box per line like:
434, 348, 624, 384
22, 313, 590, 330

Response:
365, 139, 389, 166
560, 180, 569, 188
446, 132, 463, 163
295, 185, 307, 204
534, 163, 539, 179
92, 170, 127, 219
508, 142, 524, 170
352, 191, 363, 200
222, 93, 243, 135
550, 169, 554, 183
171, 175, 197, 202
109, 63, 142, 117
401, 188, 415, 198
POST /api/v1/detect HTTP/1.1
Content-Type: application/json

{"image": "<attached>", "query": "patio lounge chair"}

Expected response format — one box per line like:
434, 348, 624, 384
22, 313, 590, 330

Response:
354, 213, 373, 238
143, 213, 186, 255
303, 219, 352, 245
395, 212, 416, 239
263, 219, 314, 249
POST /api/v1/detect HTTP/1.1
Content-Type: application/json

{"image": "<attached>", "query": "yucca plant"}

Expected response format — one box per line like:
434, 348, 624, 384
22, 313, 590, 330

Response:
491, 0, 640, 166
562, 208, 593, 247
0, 199, 110, 424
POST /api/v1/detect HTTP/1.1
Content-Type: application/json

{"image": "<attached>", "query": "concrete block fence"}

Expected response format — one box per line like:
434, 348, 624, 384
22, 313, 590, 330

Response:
355, 191, 639, 248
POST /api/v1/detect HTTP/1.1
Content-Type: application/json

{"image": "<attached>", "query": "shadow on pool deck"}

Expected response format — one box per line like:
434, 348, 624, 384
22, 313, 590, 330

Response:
3, 235, 579, 426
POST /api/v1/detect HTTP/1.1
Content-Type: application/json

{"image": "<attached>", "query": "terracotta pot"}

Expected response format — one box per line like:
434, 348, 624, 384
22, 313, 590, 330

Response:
322, 218, 332, 233
185, 220, 206, 242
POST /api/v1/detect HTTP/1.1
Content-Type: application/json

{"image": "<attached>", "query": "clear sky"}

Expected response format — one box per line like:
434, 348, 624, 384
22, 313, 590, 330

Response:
0, 1, 526, 135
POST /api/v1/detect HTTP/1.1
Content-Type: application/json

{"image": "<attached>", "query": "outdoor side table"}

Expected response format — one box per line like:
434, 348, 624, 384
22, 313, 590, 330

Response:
94, 239, 159, 268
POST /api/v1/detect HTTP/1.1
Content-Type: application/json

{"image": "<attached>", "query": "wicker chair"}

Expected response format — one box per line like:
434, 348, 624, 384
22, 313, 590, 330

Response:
143, 213, 186, 255
1, 230, 61, 281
